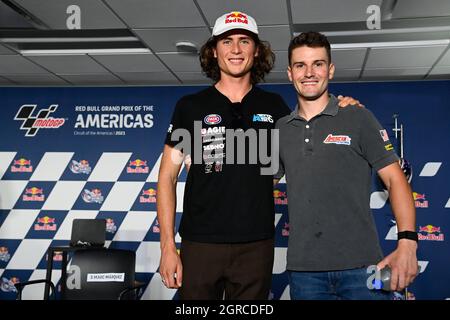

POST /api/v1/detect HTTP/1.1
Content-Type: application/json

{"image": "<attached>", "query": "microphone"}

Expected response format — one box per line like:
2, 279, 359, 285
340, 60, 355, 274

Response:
379, 266, 392, 291
376, 265, 421, 291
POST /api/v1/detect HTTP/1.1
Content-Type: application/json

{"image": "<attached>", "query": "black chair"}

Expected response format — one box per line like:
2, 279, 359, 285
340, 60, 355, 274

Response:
70, 218, 106, 248
15, 248, 145, 300
15, 219, 144, 300
40, 218, 107, 299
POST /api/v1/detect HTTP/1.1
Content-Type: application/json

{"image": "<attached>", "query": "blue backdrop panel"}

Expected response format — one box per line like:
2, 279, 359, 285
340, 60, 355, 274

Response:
0, 81, 449, 300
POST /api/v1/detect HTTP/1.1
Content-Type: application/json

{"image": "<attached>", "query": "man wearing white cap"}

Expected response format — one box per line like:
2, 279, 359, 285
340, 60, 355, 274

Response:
157, 11, 360, 300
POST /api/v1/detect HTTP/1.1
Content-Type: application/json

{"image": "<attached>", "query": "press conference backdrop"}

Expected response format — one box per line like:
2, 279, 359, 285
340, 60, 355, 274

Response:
0, 81, 449, 300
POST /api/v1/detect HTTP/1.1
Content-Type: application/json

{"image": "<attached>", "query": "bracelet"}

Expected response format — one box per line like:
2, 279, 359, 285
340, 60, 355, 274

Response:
397, 230, 418, 242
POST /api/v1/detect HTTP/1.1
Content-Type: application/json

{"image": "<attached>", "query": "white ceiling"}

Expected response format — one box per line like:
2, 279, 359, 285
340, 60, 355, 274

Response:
0, 0, 449, 86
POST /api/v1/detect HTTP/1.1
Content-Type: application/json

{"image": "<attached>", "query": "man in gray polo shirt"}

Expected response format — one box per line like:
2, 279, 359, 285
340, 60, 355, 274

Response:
275, 32, 418, 300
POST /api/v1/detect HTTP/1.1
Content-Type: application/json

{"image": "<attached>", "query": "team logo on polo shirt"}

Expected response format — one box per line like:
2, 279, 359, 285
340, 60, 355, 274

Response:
380, 129, 389, 142
323, 134, 351, 145
204, 114, 222, 125
252, 114, 273, 123
201, 126, 226, 136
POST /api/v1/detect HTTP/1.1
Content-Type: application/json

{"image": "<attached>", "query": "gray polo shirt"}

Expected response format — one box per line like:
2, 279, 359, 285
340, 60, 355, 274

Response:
275, 94, 399, 271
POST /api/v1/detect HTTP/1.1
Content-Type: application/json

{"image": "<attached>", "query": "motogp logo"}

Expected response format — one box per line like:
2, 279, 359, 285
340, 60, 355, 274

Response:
14, 104, 65, 137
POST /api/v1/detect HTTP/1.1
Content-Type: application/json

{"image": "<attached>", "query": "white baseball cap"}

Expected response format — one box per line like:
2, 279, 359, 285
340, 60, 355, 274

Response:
212, 11, 258, 37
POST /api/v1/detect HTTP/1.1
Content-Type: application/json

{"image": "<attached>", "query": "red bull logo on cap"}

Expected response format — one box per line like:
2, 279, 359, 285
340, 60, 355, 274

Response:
22, 187, 45, 202
413, 192, 429, 208
127, 159, 149, 174
225, 12, 249, 25
11, 158, 33, 173
273, 189, 288, 205
140, 188, 157, 203
34, 215, 57, 231
418, 225, 444, 241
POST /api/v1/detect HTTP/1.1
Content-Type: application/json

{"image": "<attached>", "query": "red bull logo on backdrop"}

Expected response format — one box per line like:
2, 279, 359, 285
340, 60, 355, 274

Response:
273, 189, 288, 205
34, 216, 57, 231
413, 192, 429, 208
140, 188, 157, 203
127, 159, 149, 173
22, 187, 45, 201
11, 158, 33, 173
418, 225, 444, 241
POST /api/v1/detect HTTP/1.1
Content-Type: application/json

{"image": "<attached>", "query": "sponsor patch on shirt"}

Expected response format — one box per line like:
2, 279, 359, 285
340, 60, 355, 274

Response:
323, 134, 351, 145
201, 126, 226, 136
252, 114, 273, 123
204, 114, 222, 125
380, 129, 389, 142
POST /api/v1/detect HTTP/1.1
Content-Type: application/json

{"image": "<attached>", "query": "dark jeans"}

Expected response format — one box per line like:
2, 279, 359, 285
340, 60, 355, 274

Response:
288, 267, 393, 300
179, 238, 274, 300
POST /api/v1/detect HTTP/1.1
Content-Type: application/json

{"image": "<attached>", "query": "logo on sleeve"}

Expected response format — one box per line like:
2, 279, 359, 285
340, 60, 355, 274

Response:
204, 114, 222, 125
323, 134, 351, 145
380, 129, 389, 142
252, 114, 274, 123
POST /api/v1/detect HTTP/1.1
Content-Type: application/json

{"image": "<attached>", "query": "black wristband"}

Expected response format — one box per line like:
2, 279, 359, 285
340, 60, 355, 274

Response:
397, 231, 418, 242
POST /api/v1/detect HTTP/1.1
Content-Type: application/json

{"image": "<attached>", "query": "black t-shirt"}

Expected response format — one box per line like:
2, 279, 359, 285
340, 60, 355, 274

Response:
165, 86, 291, 243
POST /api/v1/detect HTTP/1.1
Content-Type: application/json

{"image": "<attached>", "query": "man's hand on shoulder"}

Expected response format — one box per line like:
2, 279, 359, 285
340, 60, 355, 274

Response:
337, 95, 365, 108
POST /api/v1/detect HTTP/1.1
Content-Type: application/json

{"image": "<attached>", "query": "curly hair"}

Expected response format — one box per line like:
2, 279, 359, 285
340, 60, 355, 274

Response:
199, 35, 275, 84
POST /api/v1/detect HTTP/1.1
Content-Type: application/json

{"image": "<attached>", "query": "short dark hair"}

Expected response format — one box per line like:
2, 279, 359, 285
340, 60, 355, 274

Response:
199, 33, 275, 84
288, 31, 331, 65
